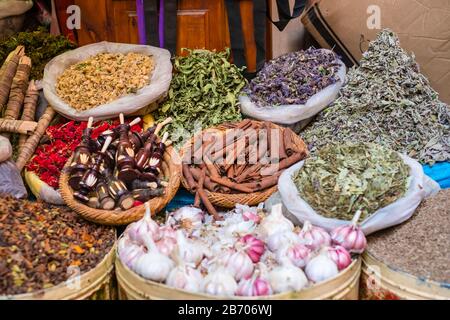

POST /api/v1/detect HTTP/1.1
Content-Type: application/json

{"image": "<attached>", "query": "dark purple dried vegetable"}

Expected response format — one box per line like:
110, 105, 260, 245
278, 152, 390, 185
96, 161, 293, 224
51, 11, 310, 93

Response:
244, 48, 341, 107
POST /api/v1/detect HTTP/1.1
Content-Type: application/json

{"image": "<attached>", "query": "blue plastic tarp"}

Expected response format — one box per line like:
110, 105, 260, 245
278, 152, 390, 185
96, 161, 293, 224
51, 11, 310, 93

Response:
423, 162, 450, 189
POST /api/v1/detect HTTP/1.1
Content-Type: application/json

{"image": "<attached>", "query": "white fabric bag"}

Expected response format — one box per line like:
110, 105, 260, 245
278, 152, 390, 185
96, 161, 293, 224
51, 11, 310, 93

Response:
278, 154, 440, 235
43, 42, 172, 121
239, 49, 346, 125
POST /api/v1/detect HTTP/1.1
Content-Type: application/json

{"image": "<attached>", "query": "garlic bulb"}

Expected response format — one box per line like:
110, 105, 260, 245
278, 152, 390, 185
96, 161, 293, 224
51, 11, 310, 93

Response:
171, 206, 204, 230
133, 234, 174, 282
166, 252, 203, 292
305, 253, 338, 283
176, 230, 204, 265
240, 234, 265, 263
224, 249, 254, 281
327, 246, 352, 271
236, 274, 272, 296
126, 202, 160, 244
242, 210, 261, 224
267, 231, 301, 252
330, 210, 367, 254
223, 220, 256, 238
268, 260, 308, 293
258, 203, 293, 239
297, 221, 331, 250
159, 224, 177, 239
202, 267, 238, 296
276, 243, 311, 268
118, 236, 145, 268
156, 237, 177, 256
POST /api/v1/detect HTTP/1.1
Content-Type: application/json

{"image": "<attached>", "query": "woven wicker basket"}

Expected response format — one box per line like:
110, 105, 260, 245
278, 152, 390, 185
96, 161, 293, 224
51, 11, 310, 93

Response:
180, 121, 308, 208
60, 145, 181, 226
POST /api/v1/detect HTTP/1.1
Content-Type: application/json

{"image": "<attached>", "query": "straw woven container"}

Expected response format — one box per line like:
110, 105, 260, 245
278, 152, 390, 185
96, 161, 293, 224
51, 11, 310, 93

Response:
116, 254, 361, 300
1, 244, 117, 300
180, 121, 308, 208
360, 251, 450, 300
60, 145, 181, 225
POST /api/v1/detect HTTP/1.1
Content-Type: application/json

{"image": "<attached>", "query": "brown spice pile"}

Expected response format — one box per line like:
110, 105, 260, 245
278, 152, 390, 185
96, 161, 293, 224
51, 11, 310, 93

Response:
0, 195, 115, 295
368, 189, 450, 283
56, 52, 154, 110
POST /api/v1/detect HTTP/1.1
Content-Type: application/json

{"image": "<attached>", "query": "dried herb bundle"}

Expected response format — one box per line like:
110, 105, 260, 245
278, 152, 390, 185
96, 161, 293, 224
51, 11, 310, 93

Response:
244, 48, 341, 106
154, 48, 246, 147
0, 196, 115, 295
294, 142, 410, 221
368, 189, 450, 283
0, 28, 75, 80
301, 29, 450, 165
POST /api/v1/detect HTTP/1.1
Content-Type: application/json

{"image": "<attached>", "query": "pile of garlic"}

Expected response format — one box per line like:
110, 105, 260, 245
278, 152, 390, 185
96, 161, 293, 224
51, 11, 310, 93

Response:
118, 202, 367, 297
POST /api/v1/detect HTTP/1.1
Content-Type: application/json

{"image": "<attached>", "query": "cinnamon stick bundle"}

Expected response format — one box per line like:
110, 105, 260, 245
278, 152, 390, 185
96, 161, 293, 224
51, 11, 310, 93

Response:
0, 119, 37, 134
19, 80, 39, 153
4, 56, 31, 120
0, 46, 25, 110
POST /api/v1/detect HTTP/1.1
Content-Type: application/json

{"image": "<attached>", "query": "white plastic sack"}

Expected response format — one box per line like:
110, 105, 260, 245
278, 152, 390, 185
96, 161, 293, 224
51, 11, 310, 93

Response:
43, 42, 172, 121
0, 0, 33, 19
239, 50, 346, 125
278, 154, 440, 235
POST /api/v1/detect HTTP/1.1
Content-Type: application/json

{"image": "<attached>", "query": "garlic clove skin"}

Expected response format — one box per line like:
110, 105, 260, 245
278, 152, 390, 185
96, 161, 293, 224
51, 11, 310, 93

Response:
330, 224, 367, 254
224, 250, 254, 281
171, 206, 204, 230
276, 243, 311, 268
156, 237, 177, 256
305, 253, 339, 283
242, 210, 261, 224
327, 245, 352, 271
159, 224, 177, 240
267, 231, 302, 252
176, 230, 205, 265
118, 236, 145, 269
223, 220, 256, 238
133, 251, 175, 282
257, 203, 294, 240
297, 221, 331, 250
201, 267, 238, 296
268, 263, 308, 294
166, 264, 203, 293
240, 234, 265, 263
126, 202, 160, 244
236, 275, 273, 296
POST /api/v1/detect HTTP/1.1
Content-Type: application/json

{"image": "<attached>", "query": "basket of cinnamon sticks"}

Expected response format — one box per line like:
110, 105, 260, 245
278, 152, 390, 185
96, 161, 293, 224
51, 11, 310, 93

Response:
180, 119, 308, 216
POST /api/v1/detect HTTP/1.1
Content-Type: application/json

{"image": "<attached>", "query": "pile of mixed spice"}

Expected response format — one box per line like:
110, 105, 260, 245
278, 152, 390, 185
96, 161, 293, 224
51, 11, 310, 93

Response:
243, 48, 341, 107
56, 52, 155, 110
301, 29, 450, 165
294, 142, 410, 221
368, 189, 450, 283
0, 196, 115, 295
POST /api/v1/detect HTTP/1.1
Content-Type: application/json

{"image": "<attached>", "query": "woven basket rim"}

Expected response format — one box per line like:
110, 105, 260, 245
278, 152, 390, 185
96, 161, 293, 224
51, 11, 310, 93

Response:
60, 144, 182, 226
180, 120, 308, 208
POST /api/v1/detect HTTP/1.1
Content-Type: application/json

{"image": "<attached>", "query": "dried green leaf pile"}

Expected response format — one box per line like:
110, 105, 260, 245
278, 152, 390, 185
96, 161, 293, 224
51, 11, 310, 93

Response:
154, 48, 246, 147
0, 196, 115, 296
301, 29, 450, 165
294, 142, 410, 221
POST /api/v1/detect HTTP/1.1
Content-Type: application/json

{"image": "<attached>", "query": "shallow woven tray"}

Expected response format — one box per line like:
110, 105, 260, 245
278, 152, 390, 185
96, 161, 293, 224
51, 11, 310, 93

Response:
181, 121, 308, 208
60, 145, 181, 226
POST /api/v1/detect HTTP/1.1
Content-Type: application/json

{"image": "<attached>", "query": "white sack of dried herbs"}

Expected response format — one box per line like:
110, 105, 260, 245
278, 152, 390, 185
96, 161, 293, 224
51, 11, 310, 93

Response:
278, 143, 440, 235
43, 42, 172, 121
239, 48, 346, 125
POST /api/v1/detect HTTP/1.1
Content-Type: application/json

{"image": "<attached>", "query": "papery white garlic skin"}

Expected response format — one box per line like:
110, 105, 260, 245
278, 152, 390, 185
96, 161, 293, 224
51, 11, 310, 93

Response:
297, 221, 331, 250
156, 237, 177, 256
224, 250, 254, 281
166, 264, 203, 292
305, 253, 338, 283
330, 224, 367, 254
202, 267, 238, 296
242, 210, 261, 224
327, 246, 352, 271
267, 231, 301, 252
159, 225, 177, 239
223, 220, 256, 238
236, 276, 272, 296
276, 243, 311, 268
176, 230, 205, 265
258, 203, 294, 239
240, 234, 265, 263
172, 206, 204, 230
126, 202, 160, 244
132, 251, 175, 282
268, 263, 308, 293
118, 236, 145, 268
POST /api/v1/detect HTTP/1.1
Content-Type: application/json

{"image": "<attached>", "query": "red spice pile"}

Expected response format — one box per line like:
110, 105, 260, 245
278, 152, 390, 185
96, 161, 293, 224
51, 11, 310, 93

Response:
26, 120, 142, 189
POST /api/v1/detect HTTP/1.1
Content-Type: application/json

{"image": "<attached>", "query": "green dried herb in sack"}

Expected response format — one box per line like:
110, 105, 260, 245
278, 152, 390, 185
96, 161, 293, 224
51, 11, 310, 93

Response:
294, 142, 410, 222
154, 48, 246, 147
